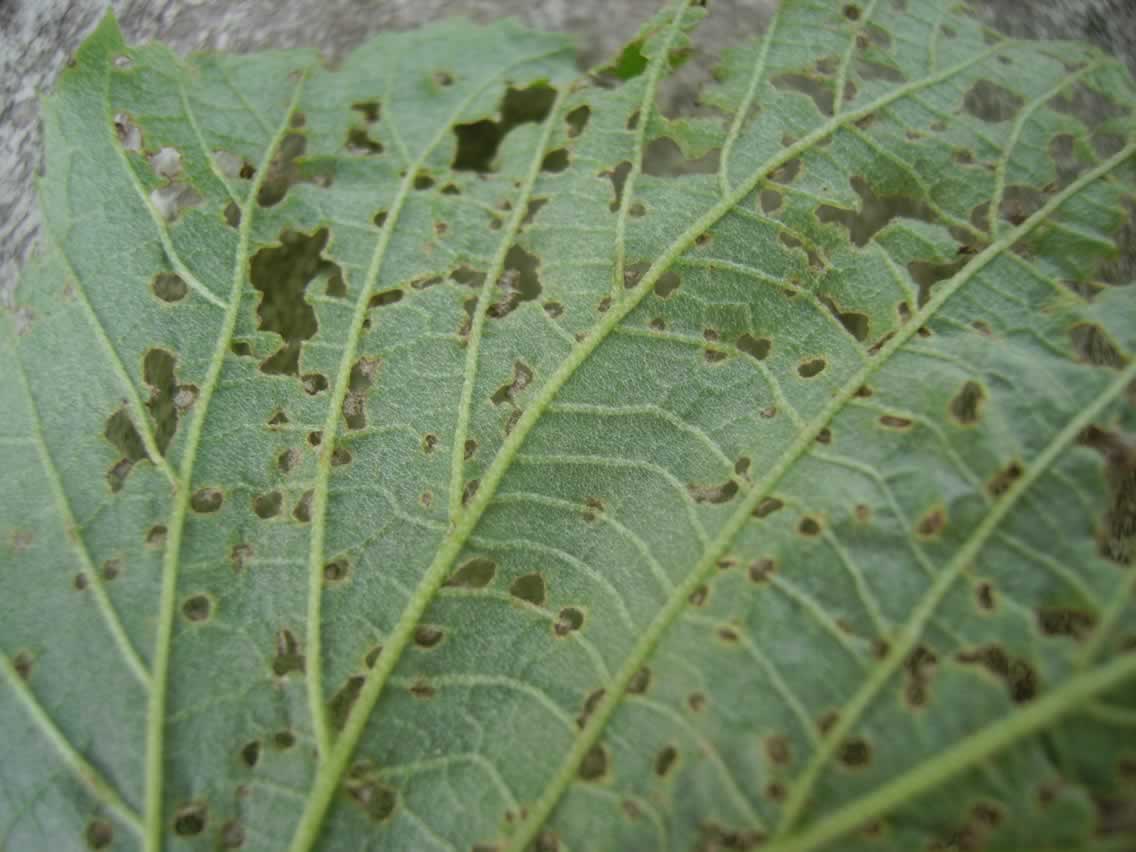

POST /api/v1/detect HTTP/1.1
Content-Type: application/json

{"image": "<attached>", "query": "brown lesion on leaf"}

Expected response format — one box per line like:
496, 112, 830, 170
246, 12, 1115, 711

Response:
955, 644, 1039, 703
1078, 425, 1136, 565
903, 644, 938, 709
687, 479, 739, 504
949, 380, 986, 425
329, 675, 365, 730
343, 357, 380, 431
987, 460, 1023, 497
272, 628, 305, 677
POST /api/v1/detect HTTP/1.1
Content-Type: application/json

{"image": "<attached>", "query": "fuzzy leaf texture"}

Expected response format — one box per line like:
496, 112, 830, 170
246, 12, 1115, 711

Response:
3, 1, 1136, 850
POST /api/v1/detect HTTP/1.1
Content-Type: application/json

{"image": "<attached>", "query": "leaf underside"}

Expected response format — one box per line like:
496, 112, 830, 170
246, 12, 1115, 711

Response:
2, 1, 1136, 851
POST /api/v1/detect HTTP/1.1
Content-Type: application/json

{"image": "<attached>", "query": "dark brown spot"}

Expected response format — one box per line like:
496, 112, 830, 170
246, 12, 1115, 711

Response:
798, 516, 822, 536
753, 497, 783, 518
655, 745, 677, 776
748, 558, 776, 583
578, 745, 608, 780
987, 461, 1023, 497
916, 507, 946, 538
182, 595, 211, 622
688, 692, 706, 712
689, 585, 708, 606
173, 802, 207, 836
838, 737, 871, 768
950, 381, 986, 425
240, 741, 260, 768
764, 735, 791, 766
628, 667, 651, 694
554, 607, 584, 637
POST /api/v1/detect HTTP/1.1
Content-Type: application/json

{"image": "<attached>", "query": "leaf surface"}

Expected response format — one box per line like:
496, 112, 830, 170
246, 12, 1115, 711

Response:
3, 2, 1136, 851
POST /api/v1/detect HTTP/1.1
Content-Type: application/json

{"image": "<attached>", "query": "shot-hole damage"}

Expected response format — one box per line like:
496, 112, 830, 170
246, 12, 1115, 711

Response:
303, 374, 328, 395
655, 745, 678, 777
772, 72, 835, 117
191, 488, 223, 513
272, 629, 305, 676
447, 556, 496, 588
963, 79, 1025, 123
554, 607, 584, 637
346, 126, 383, 156
903, 645, 938, 709
628, 666, 651, 694
346, 775, 398, 822
688, 584, 708, 607
293, 490, 314, 523
578, 744, 609, 781
152, 272, 187, 303
737, 334, 771, 360
798, 357, 827, 378
510, 573, 547, 606
798, 516, 822, 536
173, 802, 207, 836
182, 594, 212, 622
104, 407, 147, 493
273, 730, 296, 750
566, 105, 590, 137
251, 229, 341, 377
452, 83, 557, 172
764, 735, 791, 766
86, 819, 113, 849
949, 380, 986, 425
489, 246, 542, 319
329, 676, 365, 730
253, 491, 282, 519
323, 558, 350, 585
916, 506, 946, 539
604, 161, 632, 211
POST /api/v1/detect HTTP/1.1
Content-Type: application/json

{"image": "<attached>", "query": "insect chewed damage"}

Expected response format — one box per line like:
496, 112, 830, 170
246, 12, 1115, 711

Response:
4, 4, 1136, 852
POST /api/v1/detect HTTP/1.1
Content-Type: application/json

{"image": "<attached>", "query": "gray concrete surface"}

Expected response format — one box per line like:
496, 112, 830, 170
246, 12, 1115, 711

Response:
1, 0, 1132, 299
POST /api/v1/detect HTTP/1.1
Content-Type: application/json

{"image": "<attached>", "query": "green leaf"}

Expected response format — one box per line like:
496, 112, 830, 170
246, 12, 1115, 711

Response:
3, 2, 1135, 851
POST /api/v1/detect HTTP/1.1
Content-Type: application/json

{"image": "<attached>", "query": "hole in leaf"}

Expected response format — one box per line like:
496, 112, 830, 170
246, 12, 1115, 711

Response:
182, 595, 212, 622
272, 629, 305, 676
962, 79, 1024, 123
566, 105, 590, 137
510, 573, 546, 606
104, 407, 147, 493
323, 558, 350, 585
655, 745, 677, 776
448, 557, 496, 588
799, 516, 822, 537
579, 745, 608, 781
737, 334, 771, 360
220, 820, 245, 849
1038, 608, 1097, 640
688, 585, 708, 606
628, 667, 651, 694
329, 675, 365, 730
191, 488, 223, 513
412, 626, 443, 649
949, 381, 986, 425
916, 507, 946, 538
253, 491, 282, 519
554, 607, 584, 637
688, 692, 706, 712
604, 161, 632, 211
879, 414, 912, 430
346, 126, 383, 155
772, 72, 834, 116
346, 778, 398, 822
273, 730, 296, 749
541, 149, 569, 173
817, 176, 936, 247
173, 803, 207, 836
492, 360, 534, 406
251, 229, 337, 376
293, 490, 313, 523
152, 272, 187, 303
452, 83, 557, 171
798, 358, 826, 378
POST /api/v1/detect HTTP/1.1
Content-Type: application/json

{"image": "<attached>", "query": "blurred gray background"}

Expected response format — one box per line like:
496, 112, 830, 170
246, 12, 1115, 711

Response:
2, 0, 1133, 298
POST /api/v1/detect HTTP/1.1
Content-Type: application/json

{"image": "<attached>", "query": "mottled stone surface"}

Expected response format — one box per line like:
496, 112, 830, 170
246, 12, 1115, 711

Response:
1, 0, 1131, 296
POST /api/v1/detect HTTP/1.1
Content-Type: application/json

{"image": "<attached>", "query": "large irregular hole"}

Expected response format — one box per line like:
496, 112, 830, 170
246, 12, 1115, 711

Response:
104, 408, 147, 493
604, 161, 632, 212
642, 137, 720, 177
772, 72, 834, 116
251, 229, 340, 377
144, 348, 183, 456
488, 245, 542, 319
453, 83, 557, 172
817, 176, 936, 247
962, 80, 1025, 123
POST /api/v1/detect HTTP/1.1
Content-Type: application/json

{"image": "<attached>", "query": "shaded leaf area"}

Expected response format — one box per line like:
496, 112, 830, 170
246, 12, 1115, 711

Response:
1, 2, 1135, 852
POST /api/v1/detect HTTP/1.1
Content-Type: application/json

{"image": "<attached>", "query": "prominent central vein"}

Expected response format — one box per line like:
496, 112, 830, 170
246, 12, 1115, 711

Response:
143, 72, 310, 852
